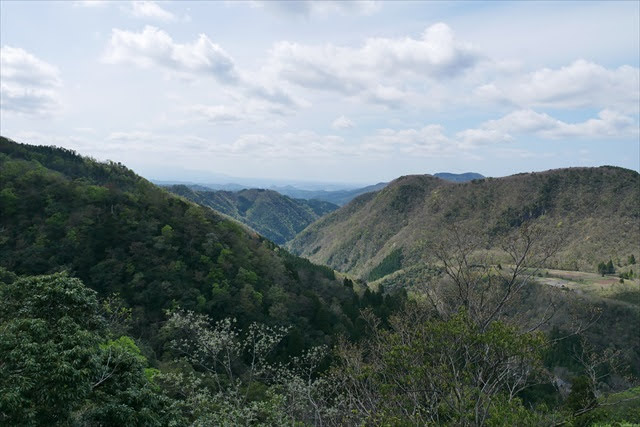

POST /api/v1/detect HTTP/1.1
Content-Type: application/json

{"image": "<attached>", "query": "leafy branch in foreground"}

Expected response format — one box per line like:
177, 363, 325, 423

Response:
330, 305, 549, 426
0, 273, 179, 426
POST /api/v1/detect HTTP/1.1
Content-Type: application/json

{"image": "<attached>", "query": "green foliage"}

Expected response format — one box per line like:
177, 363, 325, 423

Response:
598, 262, 608, 276
0, 272, 181, 426
544, 327, 585, 373
0, 267, 18, 284
2, 138, 637, 426
80, 336, 180, 426
168, 185, 338, 245
587, 386, 640, 425
158, 311, 304, 425
332, 307, 549, 425
0, 137, 378, 355
619, 269, 635, 280
598, 259, 616, 276
0, 273, 103, 425
368, 248, 403, 281
290, 166, 640, 278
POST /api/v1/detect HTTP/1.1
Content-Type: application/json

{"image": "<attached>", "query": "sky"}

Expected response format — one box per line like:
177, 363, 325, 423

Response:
1, 0, 639, 185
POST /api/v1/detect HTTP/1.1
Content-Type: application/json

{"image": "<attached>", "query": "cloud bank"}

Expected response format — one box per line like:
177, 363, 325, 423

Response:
0, 46, 61, 116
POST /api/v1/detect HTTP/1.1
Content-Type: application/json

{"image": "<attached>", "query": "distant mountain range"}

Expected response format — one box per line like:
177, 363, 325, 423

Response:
433, 172, 485, 182
158, 182, 387, 206
164, 173, 488, 242
154, 172, 484, 206
288, 167, 639, 284
166, 185, 339, 244
269, 182, 388, 206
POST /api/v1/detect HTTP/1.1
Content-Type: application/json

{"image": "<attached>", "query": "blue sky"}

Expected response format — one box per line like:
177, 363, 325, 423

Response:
1, 0, 638, 184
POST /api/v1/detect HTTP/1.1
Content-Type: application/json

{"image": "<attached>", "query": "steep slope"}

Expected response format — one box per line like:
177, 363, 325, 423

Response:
166, 186, 338, 244
0, 137, 384, 350
289, 168, 640, 281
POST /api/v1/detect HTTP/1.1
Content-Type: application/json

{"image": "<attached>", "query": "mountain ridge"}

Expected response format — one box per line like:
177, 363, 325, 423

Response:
0, 136, 385, 349
288, 166, 640, 281
166, 185, 338, 244
269, 182, 388, 206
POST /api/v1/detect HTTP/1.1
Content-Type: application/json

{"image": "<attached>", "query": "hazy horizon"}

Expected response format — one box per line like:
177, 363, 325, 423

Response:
1, 1, 638, 183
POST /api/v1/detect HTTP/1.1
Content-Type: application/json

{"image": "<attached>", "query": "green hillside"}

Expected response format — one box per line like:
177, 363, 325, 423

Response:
289, 168, 640, 281
0, 137, 391, 350
2, 137, 638, 426
167, 185, 338, 244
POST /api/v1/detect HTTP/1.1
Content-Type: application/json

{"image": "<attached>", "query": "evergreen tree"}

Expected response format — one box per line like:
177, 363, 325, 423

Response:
598, 262, 607, 276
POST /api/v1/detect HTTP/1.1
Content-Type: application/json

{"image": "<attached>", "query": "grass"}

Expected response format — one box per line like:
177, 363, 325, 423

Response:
534, 268, 640, 305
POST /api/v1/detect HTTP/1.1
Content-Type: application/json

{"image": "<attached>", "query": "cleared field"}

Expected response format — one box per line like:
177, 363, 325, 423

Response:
534, 268, 640, 307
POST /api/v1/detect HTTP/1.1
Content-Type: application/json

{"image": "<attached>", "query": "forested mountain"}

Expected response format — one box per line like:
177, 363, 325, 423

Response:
288, 167, 640, 392
2, 137, 639, 425
289, 168, 639, 282
0, 137, 397, 351
166, 185, 338, 244
271, 182, 388, 206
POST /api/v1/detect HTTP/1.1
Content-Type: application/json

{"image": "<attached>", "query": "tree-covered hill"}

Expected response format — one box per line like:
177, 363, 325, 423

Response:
166, 185, 338, 245
0, 136, 397, 352
2, 137, 638, 426
288, 167, 640, 281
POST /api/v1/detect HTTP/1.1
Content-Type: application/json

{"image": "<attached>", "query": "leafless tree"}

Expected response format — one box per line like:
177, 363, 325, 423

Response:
424, 221, 563, 331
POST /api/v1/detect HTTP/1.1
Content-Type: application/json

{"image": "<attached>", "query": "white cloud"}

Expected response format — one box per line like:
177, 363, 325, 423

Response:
226, 131, 350, 158
251, 1, 381, 17
0, 46, 61, 116
476, 60, 639, 112
130, 1, 175, 21
184, 95, 302, 126
455, 128, 513, 145
103, 26, 238, 83
107, 130, 156, 142
268, 23, 480, 106
541, 110, 638, 139
245, 82, 303, 109
73, 0, 109, 7
331, 115, 354, 129
102, 27, 301, 110
458, 109, 639, 144
1, 46, 60, 88
188, 104, 243, 123
362, 125, 459, 156
104, 130, 213, 153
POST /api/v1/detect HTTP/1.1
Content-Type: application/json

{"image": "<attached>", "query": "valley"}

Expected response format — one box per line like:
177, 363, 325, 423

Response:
2, 1, 637, 424
1, 137, 638, 426
165, 185, 338, 244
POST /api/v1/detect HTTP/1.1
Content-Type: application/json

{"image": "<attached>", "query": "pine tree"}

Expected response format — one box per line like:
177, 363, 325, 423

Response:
597, 262, 607, 277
